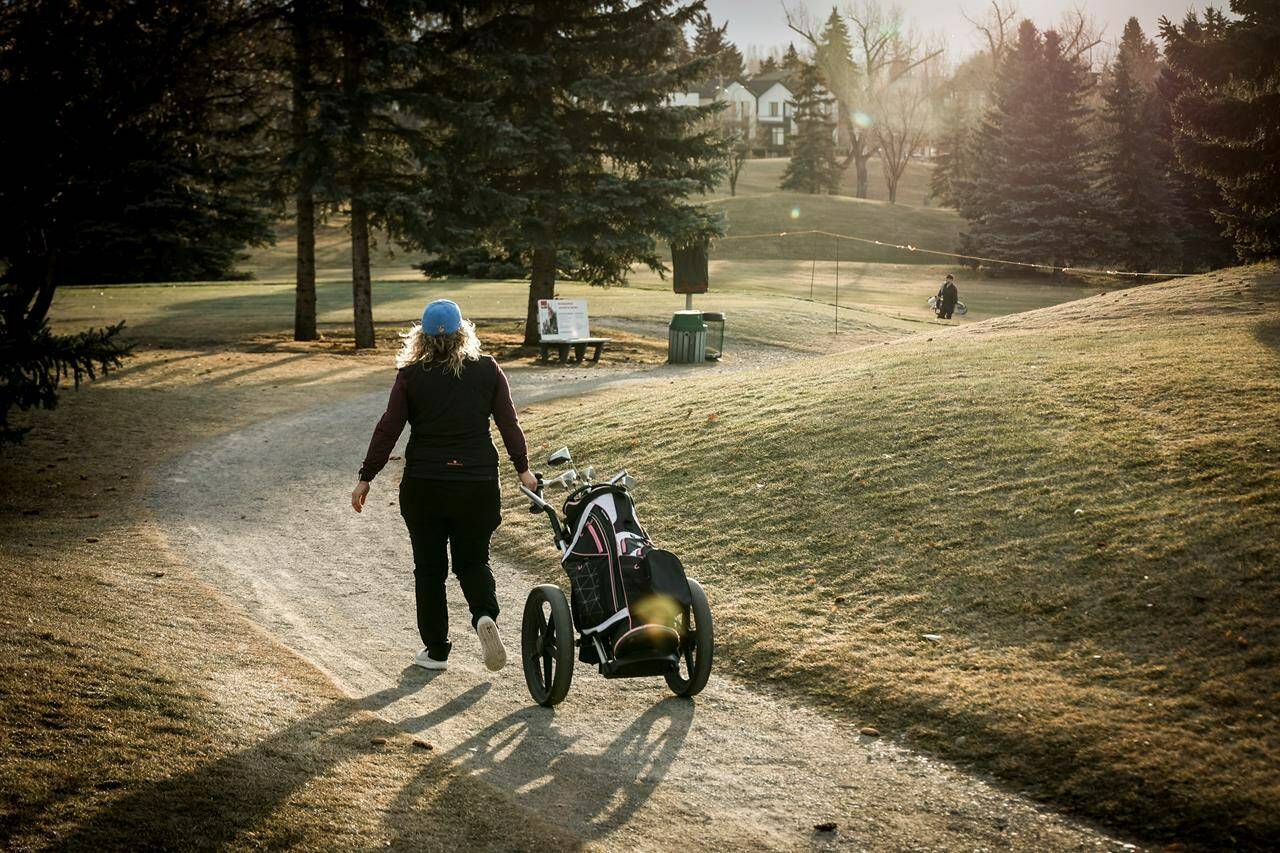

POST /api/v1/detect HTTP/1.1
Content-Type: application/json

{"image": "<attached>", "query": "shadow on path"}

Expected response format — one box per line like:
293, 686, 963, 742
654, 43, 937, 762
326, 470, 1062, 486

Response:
57, 666, 693, 849
391, 696, 694, 843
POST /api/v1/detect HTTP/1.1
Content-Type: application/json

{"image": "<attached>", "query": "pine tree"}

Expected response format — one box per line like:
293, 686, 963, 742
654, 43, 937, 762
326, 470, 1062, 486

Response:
277, 0, 342, 342
781, 62, 841, 194
1098, 18, 1181, 272
782, 42, 803, 72
0, 0, 267, 443
759, 55, 779, 74
1154, 18, 1235, 271
692, 11, 744, 84
409, 1, 726, 345
929, 97, 973, 208
960, 21, 1104, 273
1160, 1, 1280, 260
0, 1, 271, 287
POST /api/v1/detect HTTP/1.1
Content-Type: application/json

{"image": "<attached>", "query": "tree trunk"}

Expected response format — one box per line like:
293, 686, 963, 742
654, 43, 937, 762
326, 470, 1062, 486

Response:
854, 153, 871, 199
291, 0, 317, 342
350, 197, 374, 347
342, 0, 374, 349
524, 246, 556, 346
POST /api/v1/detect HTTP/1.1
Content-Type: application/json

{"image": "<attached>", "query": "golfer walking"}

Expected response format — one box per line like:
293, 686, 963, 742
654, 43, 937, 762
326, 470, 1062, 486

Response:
936, 274, 959, 319
351, 299, 537, 672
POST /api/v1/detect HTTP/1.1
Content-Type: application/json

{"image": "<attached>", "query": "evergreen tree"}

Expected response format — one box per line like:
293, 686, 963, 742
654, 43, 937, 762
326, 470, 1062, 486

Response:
1154, 18, 1235, 271
960, 22, 1105, 273
929, 96, 974, 208
269, 0, 343, 342
410, 1, 726, 345
692, 11, 744, 84
1098, 18, 1181, 272
322, 0, 432, 349
780, 63, 842, 194
0, 0, 269, 443
0, 0, 271, 287
1160, 1, 1280, 259
759, 55, 779, 74
782, 42, 803, 72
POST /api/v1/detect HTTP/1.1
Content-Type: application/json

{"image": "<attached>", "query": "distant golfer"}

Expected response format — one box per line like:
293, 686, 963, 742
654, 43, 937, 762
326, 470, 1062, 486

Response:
936, 274, 959, 319
351, 299, 537, 673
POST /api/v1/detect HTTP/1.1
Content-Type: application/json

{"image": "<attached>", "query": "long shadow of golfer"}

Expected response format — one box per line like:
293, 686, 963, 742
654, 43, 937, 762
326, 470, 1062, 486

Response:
55, 667, 490, 850
390, 697, 694, 843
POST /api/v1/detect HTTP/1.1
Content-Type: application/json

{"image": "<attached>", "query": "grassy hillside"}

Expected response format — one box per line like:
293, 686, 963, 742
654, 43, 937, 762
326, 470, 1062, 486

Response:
497, 265, 1280, 847
710, 156, 938, 206
235, 159, 956, 278
705, 192, 961, 264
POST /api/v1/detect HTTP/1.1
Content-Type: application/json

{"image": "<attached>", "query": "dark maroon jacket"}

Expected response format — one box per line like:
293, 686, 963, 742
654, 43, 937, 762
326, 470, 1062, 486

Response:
359, 355, 529, 483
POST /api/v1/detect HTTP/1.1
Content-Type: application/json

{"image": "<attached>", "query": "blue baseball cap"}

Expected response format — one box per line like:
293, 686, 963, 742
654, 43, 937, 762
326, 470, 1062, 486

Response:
421, 299, 463, 336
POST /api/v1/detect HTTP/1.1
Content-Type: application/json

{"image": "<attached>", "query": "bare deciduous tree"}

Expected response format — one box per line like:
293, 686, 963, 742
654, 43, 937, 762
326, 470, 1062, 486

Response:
784, 0, 942, 198
961, 0, 1019, 64
872, 51, 940, 203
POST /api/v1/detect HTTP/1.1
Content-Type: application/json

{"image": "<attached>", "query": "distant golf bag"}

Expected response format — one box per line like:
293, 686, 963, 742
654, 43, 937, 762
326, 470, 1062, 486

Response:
561, 487, 691, 664
518, 446, 715, 706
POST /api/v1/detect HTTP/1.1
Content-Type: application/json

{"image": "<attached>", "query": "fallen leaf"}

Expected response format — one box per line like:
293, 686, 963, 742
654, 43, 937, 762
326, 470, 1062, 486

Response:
814, 822, 838, 833
85, 537, 100, 544
859, 727, 880, 737
413, 739, 434, 750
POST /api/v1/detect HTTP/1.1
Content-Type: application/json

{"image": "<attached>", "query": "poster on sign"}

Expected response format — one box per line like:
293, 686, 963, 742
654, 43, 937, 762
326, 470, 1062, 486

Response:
537, 299, 589, 341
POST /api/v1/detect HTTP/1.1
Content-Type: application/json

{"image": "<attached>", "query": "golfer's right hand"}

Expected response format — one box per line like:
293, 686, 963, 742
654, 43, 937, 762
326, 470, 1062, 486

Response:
519, 470, 538, 491
351, 480, 370, 513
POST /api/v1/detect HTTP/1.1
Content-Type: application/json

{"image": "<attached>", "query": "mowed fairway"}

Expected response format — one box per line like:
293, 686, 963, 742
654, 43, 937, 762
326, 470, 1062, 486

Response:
495, 265, 1280, 847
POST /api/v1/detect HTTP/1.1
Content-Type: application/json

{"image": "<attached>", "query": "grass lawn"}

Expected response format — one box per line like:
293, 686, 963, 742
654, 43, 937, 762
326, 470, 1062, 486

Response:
710, 155, 938, 207
54, 259, 1106, 357
494, 264, 1280, 848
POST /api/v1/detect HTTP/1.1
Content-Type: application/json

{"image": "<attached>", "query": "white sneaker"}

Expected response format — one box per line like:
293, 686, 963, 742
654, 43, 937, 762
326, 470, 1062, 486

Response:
475, 616, 507, 672
413, 648, 448, 670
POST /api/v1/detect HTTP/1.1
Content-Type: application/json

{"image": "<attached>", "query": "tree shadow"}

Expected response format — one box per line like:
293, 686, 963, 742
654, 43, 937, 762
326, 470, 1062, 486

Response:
388, 697, 694, 843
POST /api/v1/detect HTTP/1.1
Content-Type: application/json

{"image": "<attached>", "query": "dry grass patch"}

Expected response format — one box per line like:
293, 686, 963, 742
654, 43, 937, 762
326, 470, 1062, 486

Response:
495, 265, 1280, 848
0, 344, 578, 850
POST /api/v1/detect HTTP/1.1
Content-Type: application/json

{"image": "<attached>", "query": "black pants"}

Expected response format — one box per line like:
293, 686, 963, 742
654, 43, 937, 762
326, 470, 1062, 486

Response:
399, 477, 501, 660
940, 306, 954, 319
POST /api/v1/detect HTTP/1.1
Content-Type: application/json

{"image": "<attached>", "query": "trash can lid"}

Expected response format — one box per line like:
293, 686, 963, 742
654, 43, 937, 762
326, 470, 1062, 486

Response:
701, 311, 725, 321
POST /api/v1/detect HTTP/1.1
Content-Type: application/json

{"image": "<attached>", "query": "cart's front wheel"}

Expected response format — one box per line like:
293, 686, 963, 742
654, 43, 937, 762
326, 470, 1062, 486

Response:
521, 584, 575, 706
666, 578, 713, 698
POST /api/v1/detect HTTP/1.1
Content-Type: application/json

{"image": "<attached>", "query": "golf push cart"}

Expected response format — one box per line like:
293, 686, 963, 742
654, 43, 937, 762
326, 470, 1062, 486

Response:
517, 446, 713, 706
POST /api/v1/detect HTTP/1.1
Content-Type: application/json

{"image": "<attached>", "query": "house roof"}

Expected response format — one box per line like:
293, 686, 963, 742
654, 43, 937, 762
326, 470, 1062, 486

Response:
744, 69, 798, 97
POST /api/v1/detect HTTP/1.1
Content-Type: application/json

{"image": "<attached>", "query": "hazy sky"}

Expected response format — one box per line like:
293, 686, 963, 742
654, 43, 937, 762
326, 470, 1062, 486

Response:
705, 0, 1198, 59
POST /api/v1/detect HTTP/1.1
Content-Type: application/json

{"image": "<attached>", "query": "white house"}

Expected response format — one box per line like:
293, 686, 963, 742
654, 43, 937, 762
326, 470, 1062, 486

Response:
746, 72, 797, 150
671, 69, 837, 154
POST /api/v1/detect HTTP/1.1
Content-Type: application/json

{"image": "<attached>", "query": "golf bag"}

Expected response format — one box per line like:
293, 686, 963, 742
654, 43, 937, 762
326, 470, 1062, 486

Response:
559, 485, 692, 664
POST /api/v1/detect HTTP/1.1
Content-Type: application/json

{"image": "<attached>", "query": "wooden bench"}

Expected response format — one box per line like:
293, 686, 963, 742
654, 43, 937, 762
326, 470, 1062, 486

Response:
538, 337, 610, 364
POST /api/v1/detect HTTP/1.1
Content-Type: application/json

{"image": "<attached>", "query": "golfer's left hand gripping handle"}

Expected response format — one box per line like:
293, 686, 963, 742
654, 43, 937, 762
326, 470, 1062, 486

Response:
523, 472, 547, 513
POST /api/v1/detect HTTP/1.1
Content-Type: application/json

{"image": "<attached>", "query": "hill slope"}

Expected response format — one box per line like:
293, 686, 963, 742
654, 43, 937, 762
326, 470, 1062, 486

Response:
497, 265, 1280, 847
706, 191, 960, 263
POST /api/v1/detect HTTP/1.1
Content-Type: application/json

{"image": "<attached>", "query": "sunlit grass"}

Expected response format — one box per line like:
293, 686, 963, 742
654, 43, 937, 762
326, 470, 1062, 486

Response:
496, 265, 1280, 847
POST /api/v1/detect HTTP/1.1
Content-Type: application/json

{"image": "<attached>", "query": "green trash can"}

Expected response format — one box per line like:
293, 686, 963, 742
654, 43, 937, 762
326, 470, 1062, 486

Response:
701, 311, 725, 360
668, 310, 706, 364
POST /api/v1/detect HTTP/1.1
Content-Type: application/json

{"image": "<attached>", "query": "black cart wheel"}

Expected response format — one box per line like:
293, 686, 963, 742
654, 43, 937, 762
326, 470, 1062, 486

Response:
521, 584, 575, 706
666, 578, 713, 697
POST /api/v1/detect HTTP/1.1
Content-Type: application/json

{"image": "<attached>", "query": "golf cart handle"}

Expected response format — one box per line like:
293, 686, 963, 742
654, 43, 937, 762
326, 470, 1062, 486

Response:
520, 484, 550, 512
520, 475, 565, 547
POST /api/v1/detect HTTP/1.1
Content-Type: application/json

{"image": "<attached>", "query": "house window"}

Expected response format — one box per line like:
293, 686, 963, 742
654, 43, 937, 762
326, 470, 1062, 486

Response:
772, 127, 785, 147
768, 101, 780, 117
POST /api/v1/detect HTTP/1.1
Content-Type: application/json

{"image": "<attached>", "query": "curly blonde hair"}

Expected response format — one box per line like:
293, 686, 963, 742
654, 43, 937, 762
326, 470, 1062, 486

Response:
396, 318, 482, 377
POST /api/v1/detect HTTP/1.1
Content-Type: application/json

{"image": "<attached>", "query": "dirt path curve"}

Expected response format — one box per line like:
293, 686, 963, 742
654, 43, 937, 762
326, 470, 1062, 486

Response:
152, 356, 1138, 852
